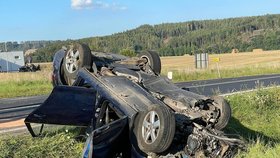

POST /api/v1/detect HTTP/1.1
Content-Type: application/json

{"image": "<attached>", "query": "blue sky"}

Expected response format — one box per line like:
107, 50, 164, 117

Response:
0, 0, 280, 42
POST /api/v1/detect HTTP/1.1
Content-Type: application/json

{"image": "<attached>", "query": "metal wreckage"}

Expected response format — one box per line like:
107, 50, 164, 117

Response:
25, 43, 245, 157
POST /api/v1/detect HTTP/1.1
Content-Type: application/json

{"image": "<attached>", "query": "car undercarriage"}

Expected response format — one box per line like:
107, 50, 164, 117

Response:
25, 43, 245, 157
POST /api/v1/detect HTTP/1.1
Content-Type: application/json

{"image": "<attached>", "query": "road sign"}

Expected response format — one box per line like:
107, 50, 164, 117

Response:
195, 53, 209, 69
212, 57, 220, 62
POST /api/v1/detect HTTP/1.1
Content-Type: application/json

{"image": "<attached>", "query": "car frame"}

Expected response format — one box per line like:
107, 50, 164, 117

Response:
25, 43, 244, 158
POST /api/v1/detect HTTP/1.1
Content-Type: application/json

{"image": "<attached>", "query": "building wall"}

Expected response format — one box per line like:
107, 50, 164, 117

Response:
0, 51, 24, 72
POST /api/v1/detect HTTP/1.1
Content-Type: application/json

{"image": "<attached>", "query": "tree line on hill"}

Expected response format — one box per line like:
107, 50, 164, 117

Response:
0, 41, 55, 52
10, 14, 280, 62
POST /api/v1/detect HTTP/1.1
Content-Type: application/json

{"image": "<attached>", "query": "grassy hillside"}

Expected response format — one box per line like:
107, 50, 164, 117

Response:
32, 14, 280, 62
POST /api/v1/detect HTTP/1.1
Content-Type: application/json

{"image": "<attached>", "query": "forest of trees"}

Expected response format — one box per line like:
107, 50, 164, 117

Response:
0, 41, 55, 52
15, 14, 280, 62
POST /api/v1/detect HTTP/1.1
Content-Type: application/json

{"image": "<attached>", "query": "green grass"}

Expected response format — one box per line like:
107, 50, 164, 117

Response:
162, 65, 280, 82
0, 127, 84, 158
0, 80, 52, 98
225, 87, 280, 157
236, 141, 280, 158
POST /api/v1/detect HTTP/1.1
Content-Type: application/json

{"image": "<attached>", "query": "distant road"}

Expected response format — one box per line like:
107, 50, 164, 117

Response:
175, 74, 280, 96
1, 73, 280, 124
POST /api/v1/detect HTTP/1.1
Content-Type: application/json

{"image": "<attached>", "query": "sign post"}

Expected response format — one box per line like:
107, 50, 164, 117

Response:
167, 71, 173, 80
212, 57, 221, 78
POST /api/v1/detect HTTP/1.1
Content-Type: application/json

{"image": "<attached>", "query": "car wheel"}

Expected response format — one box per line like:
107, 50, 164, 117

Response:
135, 105, 175, 153
211, 96, 231, 130
139, 51, 161, 74
63, 43, 92, 85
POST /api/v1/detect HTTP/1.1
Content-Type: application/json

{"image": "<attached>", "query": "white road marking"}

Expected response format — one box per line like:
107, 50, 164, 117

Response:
185, 75, 280, 88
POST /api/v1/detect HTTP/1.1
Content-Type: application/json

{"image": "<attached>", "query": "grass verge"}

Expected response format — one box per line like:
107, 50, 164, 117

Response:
0, 71, 52, 98
162, 64, 280, 82
0, 80, 52, 98
225, 87, 280, 157
0, 127, 84, 158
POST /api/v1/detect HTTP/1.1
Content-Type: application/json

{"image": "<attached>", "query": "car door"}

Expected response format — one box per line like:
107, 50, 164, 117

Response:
82, 116, 130, 158
25, 86, 96, 136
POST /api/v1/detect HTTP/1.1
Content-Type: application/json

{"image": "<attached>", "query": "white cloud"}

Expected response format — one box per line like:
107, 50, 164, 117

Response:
71, 0, 127, 10
71, 0, 93, 10
94, 1, 127, 10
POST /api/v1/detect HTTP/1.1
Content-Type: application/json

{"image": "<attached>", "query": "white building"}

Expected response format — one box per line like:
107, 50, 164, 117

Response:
0, 51, 24, 72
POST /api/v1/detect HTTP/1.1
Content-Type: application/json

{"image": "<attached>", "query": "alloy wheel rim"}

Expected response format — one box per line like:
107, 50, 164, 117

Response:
142, 110, 160, 144
65, 49, 80, 73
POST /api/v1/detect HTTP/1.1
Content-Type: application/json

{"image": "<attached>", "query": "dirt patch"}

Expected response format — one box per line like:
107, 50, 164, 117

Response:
0, 119, 25, 129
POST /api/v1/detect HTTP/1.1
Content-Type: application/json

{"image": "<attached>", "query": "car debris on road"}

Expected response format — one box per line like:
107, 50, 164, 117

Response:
25, 43, 245, 157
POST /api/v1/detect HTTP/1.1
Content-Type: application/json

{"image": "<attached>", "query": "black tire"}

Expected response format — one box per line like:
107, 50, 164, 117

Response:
63, 43, 92, 85
139, 51, 161, 74
59, 59, 67, 85
62, 59, 72, 85
135, 105, 175, 153
211, 96, 231, 130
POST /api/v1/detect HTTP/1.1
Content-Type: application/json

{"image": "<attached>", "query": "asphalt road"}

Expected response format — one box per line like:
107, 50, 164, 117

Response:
1, 73, 280, 124
175, 73, 280, 96
0, 95, 48, 123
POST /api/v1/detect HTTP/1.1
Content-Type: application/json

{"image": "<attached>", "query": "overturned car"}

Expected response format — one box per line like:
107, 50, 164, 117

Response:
25, 43, 244, 157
